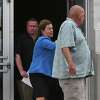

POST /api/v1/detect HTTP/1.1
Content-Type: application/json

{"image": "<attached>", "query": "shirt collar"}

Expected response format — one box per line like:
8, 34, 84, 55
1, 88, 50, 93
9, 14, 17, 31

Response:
67, 17, 78, 27
41, 34, 51, 40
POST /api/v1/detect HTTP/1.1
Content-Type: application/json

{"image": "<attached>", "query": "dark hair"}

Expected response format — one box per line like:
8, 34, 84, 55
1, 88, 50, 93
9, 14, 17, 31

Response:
26, 18, 38, 25
38, 19, 52, 35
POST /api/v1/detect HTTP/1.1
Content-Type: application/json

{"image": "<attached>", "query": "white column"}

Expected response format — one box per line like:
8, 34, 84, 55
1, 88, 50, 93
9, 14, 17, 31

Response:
94, 0, 100, 100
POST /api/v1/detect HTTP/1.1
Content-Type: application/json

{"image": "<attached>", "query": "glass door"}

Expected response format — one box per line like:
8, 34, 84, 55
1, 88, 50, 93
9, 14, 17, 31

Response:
0, 0, 14, 100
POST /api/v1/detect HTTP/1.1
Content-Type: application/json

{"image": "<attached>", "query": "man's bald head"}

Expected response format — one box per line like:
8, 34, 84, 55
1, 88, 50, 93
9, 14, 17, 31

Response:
68, 5, 85, 26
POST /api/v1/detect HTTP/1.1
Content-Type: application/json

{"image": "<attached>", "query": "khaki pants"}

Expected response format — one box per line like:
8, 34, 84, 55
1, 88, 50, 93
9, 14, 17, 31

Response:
16, 80, 33, 100
59, 78, 87, 100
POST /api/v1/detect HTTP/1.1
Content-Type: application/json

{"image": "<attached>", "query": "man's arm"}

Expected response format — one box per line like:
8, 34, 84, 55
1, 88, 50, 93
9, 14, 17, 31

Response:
62, 47, 76, 75
15, 54, 28, 77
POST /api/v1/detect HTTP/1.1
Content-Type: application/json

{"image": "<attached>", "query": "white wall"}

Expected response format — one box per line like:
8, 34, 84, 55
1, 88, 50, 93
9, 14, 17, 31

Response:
94, 0, 100, 100
94, 0, 100, 53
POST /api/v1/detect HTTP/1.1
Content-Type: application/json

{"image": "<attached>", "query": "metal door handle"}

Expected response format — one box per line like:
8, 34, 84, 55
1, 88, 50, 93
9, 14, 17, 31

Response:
0, 62, 11, 73
0, 56, 8, 60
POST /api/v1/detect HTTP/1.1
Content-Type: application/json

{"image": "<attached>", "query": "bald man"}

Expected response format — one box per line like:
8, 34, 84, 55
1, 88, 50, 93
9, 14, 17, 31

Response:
52, 5, 94, 100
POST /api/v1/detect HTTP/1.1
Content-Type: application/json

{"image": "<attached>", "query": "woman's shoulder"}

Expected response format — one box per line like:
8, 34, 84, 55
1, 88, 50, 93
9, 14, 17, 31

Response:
38, 36, 50, 41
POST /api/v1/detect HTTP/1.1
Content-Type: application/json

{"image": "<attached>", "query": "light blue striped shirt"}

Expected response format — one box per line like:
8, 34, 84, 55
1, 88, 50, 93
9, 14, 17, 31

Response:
52, 18, 94, 79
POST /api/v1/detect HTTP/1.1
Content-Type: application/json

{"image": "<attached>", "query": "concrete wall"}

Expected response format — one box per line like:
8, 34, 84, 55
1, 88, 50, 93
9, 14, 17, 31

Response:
94, 0, 100, 100
94, 0, 100, 53
87, 1, 96, 100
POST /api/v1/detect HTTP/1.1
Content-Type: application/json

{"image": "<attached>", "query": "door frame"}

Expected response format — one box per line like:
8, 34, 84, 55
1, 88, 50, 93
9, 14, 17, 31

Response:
3, 0, 14, 100
86, 0, 95, 100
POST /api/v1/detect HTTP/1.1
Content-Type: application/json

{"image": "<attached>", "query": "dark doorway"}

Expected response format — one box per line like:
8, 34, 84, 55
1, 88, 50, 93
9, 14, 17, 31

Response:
14, 1, 67, 100
14, 0, 67, 40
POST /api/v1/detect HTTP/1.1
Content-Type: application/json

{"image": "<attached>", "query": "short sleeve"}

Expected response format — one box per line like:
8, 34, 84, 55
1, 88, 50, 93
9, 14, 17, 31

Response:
58, 22, 75, 48
15, 36, 22, 55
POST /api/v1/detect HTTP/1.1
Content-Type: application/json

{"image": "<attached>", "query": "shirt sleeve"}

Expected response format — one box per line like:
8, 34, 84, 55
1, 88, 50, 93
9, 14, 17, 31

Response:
59, 22, 75, 48
15, 36, 22, 55
40, 38, 56, 50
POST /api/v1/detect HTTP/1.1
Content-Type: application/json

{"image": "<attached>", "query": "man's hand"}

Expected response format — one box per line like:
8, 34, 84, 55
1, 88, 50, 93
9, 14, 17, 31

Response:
20, 70, 28, 78
62, 47, 76, 75
16, 54, 28, 78
68, 62, 76, 75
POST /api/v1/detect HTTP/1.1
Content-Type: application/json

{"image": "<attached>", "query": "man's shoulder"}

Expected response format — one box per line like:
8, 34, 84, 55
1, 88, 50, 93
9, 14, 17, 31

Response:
19, 33, 28, 38
16, 33, 26, 40
19, 33, 34, 42
60, 19, 74, 29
